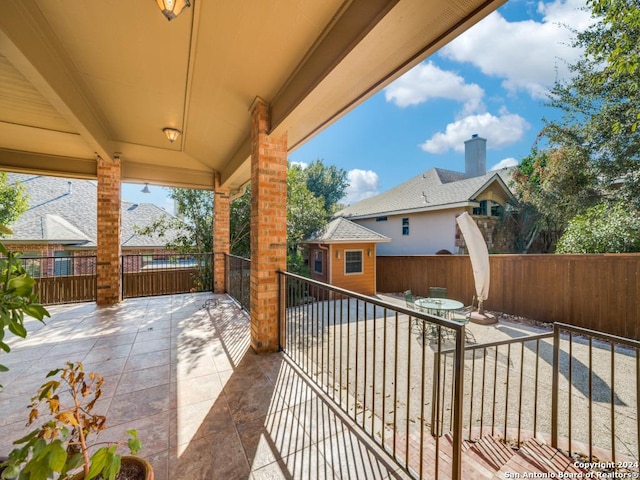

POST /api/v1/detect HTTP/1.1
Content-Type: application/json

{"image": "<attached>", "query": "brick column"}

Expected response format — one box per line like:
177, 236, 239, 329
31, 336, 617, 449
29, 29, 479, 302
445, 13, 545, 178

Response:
250, 97, 287, 353
213, 173, 230, 294
96, 155, 122, 305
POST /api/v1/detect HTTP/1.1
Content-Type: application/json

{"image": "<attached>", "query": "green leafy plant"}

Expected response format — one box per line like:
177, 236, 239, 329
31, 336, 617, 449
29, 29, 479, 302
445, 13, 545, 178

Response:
0, 239, 50, 384
1, 362, 141, 480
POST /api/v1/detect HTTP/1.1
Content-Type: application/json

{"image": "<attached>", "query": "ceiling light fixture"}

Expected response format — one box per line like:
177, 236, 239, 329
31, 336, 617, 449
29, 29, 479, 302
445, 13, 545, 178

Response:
163, 127, 182, 143
141, 184, 151, 194
156, 0, 191, 21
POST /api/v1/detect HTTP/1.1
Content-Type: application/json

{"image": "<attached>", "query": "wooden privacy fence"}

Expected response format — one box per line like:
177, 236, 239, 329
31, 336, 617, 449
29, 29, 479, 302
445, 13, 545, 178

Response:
376, 254, 640, 340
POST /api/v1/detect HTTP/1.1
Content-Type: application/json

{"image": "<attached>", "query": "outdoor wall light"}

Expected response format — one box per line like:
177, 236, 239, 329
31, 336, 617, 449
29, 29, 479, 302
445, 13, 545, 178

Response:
336, 251, 341, 259
163, 127, 182, 143
368, 248, 372, 257
156, 0, 191, 21
141, 184, 151, 194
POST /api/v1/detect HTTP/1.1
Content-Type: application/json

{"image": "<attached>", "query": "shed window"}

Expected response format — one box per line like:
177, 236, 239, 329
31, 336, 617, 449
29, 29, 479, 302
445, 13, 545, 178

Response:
345, 250, 363, 274
402, 218, 410, 236
313, 250, 323, 274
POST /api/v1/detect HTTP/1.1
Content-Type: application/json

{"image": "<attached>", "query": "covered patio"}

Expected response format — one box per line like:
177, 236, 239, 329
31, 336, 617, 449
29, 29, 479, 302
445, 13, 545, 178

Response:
0, 292, 409, 479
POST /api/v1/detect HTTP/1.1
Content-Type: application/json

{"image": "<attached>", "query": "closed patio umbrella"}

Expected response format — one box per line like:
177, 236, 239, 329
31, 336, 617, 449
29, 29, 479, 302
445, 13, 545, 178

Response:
456, 212, 490, 314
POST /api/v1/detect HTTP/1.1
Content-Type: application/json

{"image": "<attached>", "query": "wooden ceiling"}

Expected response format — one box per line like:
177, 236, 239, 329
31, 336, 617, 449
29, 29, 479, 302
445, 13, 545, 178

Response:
0, 0, 505, 194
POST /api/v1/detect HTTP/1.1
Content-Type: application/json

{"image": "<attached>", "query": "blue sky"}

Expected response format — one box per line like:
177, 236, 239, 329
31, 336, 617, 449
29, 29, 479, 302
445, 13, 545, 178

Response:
123, 0, 592, 211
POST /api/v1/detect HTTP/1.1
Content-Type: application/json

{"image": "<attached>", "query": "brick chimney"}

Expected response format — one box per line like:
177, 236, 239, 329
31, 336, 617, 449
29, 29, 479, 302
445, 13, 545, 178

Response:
464, 134, 486, 178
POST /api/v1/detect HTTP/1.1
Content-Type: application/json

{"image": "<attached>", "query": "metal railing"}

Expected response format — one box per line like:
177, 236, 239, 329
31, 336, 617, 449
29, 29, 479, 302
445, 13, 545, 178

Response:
225, 254, 250, 310
7, 255, 97, 304
122, 253, 212, 298
440, 332, 554, 445
552, 323, 640, 465
434, 322, 640, 469
278, 271, 466, 480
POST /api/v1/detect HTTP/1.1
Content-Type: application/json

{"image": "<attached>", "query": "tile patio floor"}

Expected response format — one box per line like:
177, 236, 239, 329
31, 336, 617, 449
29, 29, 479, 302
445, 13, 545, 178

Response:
0, 293, 410, 480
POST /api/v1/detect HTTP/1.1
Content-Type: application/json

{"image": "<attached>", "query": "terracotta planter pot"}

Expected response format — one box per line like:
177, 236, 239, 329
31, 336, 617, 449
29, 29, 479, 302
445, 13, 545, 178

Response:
72, 456, 154, 480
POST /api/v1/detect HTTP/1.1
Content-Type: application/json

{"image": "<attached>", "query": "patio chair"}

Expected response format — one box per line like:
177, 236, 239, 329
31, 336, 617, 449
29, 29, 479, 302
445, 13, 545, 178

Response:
403, 289, 415, 309
429, 286, 448, 298
449, 296, 476, 343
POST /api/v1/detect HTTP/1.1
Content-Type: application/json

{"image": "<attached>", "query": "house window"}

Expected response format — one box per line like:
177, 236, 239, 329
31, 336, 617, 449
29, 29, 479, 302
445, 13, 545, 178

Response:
20, 252, 42, 278
402, 218, 410, 236
491, 202, 504, 217
473, 200, 488, 216
313, 250, 323, 274
54, 251, 72, 276
344, 250, 363, 274
376, 216, 388, 222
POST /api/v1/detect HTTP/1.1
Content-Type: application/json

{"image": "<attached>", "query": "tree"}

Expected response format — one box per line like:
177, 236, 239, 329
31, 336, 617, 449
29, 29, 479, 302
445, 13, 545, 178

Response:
302, 159, 348, 213
556, 202, 640, 253
229, 187, 251, 258
230, 160, 346, 264
508, 147, 600, 252
0, 173, 29, 235
136, 188, 213, 254
286, 166, 326, 256
542, 0, 640, 206
586, 0, 640, 131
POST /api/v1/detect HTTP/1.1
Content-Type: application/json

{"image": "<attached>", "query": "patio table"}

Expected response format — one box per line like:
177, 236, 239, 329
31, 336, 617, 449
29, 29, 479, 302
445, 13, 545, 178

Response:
415, 297, 464, 319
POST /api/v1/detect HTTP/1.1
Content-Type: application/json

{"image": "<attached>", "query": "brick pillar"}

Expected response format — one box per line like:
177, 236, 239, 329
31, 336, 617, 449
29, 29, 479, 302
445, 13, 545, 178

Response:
250, 97, 287, 353
96, 155, 122, 305
213, 173, 230, 294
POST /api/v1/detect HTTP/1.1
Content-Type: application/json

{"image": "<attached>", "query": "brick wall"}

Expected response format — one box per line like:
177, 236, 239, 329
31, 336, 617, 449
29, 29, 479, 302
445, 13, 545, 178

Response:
250, 98, 287, 353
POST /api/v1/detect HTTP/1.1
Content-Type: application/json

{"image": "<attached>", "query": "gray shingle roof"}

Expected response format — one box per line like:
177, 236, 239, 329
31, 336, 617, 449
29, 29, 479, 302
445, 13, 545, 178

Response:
4, 174, 178, 248
337, 167, 514, 219
305, 217, 390, 243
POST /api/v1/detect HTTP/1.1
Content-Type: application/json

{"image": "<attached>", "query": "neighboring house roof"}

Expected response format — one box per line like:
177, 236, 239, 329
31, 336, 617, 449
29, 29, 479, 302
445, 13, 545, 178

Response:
304, 217, 391, 244
4, 174, 177, 248
336, 167, 515, 219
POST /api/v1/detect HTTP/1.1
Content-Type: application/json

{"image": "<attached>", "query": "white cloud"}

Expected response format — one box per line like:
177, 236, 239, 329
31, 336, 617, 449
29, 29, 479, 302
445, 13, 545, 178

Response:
290, 161, 307, 169
490, 158, 519, 170
384, 61, 484, 113
420, 110, 530, 153
440, 0, 592, 99
343, 169, 380, 205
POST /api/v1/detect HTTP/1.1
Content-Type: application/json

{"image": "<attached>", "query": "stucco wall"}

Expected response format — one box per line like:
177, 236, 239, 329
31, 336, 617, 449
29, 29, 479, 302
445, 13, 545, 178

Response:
356, 208, 466, 255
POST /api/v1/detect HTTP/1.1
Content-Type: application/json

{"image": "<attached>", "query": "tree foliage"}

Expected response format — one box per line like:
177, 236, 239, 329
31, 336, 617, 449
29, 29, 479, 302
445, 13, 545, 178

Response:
286, 166, 326, 255
303, 159, 349, 214
511, 147, 600, 230
509, 1, 640, 252
543, 0, 640, 206
229, 161, 347, 262
135, 188, 212, 253
229, 187, 251, 258
556, 202, 640, 253
0, 173, 29, 235
587, 0, 640, 131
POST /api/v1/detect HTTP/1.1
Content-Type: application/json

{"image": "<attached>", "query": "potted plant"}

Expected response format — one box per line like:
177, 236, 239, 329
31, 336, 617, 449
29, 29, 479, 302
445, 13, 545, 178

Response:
0, 362, 153, 480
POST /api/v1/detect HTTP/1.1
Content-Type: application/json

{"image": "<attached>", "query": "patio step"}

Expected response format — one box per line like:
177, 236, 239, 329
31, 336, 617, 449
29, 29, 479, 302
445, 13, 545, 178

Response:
492, 437, 587, 479
387, 430, 584, 479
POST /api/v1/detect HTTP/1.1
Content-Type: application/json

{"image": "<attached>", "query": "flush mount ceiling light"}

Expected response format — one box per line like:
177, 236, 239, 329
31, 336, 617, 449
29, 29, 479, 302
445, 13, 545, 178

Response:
141, 184, 151, 194
156, 0, 191, 21
163, 127, 182, 143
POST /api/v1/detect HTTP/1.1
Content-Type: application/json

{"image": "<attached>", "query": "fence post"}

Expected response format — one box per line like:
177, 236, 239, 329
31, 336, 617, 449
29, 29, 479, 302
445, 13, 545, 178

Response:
452, 325, 465, 480
551, 323, 560, 449
278, 271, 285, 351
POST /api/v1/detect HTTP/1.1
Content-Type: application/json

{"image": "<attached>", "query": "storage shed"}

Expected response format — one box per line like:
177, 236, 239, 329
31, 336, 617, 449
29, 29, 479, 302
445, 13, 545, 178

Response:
304, 217, 390, 296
